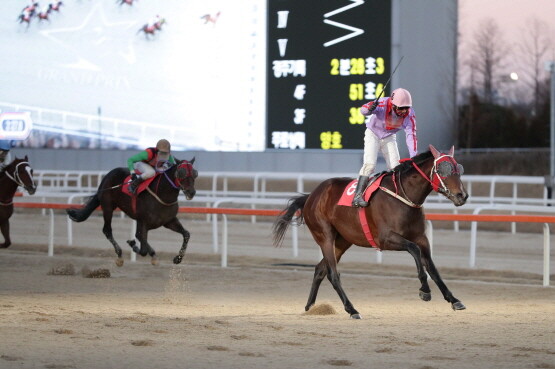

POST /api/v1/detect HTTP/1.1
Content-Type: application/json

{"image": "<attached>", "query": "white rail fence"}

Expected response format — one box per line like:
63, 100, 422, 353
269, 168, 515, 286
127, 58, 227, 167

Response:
30, 170, 555, 206
13, 170, 554, 286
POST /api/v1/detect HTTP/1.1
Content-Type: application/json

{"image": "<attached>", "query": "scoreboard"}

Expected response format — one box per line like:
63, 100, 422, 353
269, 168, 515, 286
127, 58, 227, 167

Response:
266, 0, 392, 150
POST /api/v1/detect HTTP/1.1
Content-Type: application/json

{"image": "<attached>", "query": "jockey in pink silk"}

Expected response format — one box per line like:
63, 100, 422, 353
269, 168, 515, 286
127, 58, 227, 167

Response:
352, 87, 418, 207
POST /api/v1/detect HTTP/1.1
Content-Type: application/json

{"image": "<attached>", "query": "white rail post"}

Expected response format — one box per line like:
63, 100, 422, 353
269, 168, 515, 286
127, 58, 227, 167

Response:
221, 214, 228, 268
470, 220, 477, 268
48, 209, 54, 256
292, 220, 298, 257
543, 223, 550, 287
469, 207, 484, 268
376, 249, 382, 263
130, 220, 136, 262
67, 212, 72, 246
212, 213, 219, 253
426, 220, 433, 256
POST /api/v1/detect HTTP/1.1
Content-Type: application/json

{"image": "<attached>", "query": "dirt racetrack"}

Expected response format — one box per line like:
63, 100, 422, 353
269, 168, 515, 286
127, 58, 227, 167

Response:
1, 242, 554, 369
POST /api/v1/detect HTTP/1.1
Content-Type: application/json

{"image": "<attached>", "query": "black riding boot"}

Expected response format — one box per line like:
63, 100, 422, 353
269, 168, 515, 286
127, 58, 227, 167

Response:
352, 175, 370, 207
129, 176, 144, 195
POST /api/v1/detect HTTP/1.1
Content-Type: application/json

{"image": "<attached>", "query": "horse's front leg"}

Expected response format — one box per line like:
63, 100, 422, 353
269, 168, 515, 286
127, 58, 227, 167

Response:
0, 220, 11, 248
129, 222, 158, 265
381, 232, 431, 302
416, 236, 465, 310
162, 217, 190, 264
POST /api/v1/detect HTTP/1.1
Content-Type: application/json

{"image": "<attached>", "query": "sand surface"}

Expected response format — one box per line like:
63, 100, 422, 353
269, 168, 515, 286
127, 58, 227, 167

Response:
1, 245, 554, 369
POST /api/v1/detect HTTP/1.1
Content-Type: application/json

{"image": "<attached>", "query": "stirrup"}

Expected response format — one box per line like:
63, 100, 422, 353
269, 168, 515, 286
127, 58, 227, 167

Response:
352, 197, 368, 208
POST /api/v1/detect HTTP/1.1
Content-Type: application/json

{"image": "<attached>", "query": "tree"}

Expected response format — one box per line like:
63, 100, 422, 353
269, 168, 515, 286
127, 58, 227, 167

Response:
468, 18, 508, 103
516, 17, 553, 115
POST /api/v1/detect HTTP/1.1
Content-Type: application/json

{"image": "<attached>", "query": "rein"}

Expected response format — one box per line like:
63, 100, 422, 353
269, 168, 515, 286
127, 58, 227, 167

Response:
378, 170, 422, 208
378, 155, 459, 207
146, 187, 177, 206
4, 161, 31, 188
144, 162, 192, 206
0, 161, 32, 206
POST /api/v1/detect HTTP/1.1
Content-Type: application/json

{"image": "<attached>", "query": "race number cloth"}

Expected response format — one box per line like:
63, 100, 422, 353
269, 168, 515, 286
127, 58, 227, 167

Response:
337, 174, 386, 206
337, 174, 386, 249
122, 174, 157, 197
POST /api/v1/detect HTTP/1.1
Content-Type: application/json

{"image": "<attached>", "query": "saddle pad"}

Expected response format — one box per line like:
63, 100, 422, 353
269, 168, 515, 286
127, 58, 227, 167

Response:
122, 173, 158, 196
337, 174, 386, 207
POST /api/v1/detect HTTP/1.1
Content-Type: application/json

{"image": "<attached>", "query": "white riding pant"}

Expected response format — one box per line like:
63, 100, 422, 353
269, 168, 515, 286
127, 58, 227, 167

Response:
0, 151, 11, 169
358, 128, 400, 176
133, 161, 156, 179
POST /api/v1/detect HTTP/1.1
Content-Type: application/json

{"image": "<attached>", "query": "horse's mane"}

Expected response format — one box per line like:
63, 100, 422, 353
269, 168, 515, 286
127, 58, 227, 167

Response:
390, 150, 433, 174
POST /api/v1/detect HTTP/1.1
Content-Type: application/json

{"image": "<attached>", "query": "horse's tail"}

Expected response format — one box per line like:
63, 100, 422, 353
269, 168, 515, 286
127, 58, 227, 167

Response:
66, 194, 100, 222
272, 194, 309, 247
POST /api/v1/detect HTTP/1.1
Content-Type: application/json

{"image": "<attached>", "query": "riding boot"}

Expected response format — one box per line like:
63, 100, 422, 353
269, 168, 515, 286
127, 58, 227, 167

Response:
352, 175, 370, 207
129, 176, 144, 195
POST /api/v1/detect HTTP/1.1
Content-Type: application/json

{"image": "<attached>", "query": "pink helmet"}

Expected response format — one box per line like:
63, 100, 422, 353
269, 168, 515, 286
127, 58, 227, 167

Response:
391, 88, 412, 107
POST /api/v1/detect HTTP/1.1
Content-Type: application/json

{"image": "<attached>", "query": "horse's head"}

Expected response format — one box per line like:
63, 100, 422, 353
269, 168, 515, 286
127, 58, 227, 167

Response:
429, 145, 468, 206
4, 155, 37, 195
175, 157, 197, 200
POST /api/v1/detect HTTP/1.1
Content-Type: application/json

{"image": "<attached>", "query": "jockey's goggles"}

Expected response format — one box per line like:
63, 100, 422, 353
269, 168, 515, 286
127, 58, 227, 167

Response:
436, 160, 464, 177
393, 105, 410, 111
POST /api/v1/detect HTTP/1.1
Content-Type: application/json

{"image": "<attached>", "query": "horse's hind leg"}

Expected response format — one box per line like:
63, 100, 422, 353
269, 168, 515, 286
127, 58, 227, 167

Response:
416, 237, 465, 310
162, 217, 190, 264
305, 236, 352, 312
309, 231, 360, 318
0, 220, 11, 248
101, 208, 124, 266
305, 259, 327, 312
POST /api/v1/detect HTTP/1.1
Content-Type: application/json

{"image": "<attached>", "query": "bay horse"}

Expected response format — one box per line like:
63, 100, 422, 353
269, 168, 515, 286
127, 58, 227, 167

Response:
66, 158, 197, 266
0, 156, 37, 248
273, 145, 468, 319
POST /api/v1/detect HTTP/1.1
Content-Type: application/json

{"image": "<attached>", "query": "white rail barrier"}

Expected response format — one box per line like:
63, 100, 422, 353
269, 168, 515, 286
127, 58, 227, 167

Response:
14, 201, 553, 286
28, 170, 555, 207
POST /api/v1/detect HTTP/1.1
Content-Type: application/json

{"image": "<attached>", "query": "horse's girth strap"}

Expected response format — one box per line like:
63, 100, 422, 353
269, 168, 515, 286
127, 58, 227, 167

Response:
358, 208, 380, 250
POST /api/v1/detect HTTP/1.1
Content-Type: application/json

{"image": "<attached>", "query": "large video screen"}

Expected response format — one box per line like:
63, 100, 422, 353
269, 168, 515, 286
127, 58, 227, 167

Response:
0, 0, 391, 152
266, 0, 391, 150
0, 0, 266, 151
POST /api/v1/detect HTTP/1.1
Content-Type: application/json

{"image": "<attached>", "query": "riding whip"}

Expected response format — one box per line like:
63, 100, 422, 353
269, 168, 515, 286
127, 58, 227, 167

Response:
369, 56, 404, 112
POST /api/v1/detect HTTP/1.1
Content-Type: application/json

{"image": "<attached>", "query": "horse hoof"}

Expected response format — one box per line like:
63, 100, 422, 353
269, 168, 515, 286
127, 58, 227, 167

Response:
173, 256, 182, 264
452, 301, 466, 310
350, 313, 362, 320
127, 240, 136, 247
419, 291, 432, 301
151, 257, 159, 266
115, 258, 124, 267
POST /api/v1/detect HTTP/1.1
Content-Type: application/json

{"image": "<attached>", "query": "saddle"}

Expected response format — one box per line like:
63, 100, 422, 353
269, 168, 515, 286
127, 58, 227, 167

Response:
337, 172, 387, 207
122, 172, 158, 197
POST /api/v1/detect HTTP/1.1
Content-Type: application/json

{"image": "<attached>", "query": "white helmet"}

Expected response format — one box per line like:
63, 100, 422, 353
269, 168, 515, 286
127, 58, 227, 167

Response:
391, 88, 412, 107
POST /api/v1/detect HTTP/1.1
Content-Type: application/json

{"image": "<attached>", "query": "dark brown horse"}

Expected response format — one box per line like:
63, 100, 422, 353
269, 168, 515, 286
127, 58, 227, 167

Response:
0, 156, 37, 248
273, 145, 468, 319
66, 158, 197, 266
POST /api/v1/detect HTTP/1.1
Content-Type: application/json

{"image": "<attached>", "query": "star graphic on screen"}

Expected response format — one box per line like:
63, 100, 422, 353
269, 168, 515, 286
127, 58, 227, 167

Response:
39, 3, 138, 71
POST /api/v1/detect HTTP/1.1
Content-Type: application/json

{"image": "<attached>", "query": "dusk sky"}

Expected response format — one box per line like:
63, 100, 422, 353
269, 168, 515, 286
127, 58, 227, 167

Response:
458, 0, 555, 94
